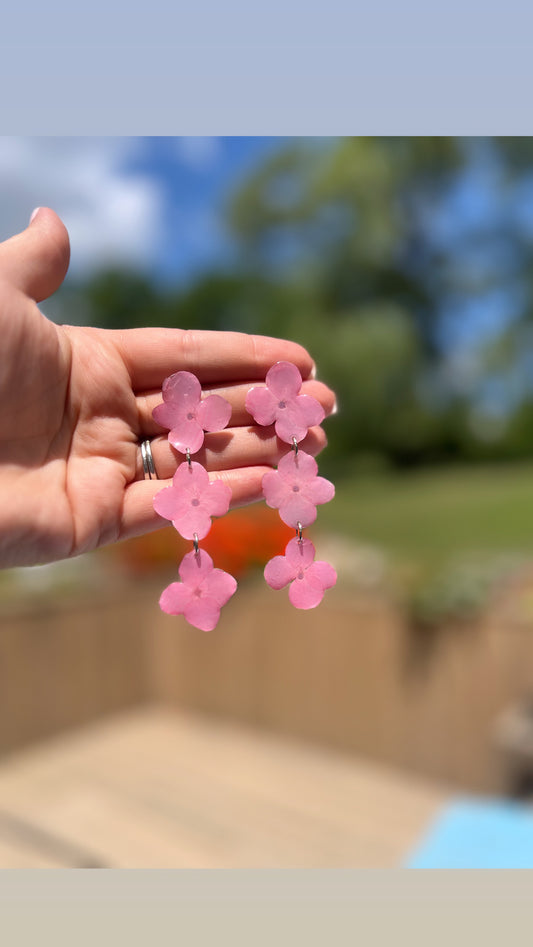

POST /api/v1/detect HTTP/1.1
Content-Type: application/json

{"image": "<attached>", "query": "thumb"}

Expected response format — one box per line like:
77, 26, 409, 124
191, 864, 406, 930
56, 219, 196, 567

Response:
0, 207, 70, 302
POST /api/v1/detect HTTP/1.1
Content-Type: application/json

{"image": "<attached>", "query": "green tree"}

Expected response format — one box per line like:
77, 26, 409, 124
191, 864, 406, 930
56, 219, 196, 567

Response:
58, 137, 533, 471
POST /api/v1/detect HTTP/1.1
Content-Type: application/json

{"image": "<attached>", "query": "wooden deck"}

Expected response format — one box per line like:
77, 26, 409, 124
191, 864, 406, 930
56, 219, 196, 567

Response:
0, 707, 449, 867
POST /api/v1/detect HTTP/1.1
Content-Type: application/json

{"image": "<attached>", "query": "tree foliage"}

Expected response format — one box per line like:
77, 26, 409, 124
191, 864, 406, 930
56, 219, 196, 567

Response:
59, 138, 533, 473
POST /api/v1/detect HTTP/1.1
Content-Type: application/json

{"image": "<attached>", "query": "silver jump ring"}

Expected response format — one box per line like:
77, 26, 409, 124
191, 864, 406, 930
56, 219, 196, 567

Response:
141, 440, 157, 480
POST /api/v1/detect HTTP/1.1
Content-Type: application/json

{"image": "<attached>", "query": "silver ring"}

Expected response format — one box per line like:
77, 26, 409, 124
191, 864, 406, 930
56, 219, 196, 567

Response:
141, 440, 157, 480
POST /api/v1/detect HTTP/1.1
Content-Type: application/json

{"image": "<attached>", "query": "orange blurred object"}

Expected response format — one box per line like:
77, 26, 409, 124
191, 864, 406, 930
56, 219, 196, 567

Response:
111, 505, 294, 579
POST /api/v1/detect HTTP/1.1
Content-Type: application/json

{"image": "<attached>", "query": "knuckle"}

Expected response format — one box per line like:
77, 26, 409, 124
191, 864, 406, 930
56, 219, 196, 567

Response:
179, 329, 200, 366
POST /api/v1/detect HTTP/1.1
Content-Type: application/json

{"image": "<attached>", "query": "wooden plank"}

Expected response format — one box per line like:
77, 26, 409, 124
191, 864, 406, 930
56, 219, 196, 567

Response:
0, 837, 60, 868
0, 586, 153, 755
0, 708, 449, 867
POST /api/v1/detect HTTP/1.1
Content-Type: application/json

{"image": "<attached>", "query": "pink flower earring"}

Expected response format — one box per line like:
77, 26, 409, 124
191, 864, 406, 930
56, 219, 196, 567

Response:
152, 361, 336, 628
246, 361, 337, 609
152, 371, 237, 631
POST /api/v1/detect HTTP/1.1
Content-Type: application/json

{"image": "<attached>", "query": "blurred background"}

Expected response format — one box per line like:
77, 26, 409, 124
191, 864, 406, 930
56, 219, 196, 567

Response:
4, 137, 533, 866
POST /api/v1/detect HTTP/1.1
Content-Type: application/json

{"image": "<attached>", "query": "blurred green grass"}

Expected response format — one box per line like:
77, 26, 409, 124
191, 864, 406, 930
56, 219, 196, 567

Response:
320, 462, 533, 575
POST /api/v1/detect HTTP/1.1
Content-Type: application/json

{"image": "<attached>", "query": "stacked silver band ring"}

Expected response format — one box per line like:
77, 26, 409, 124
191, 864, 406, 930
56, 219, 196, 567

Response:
141, 440, 157, 480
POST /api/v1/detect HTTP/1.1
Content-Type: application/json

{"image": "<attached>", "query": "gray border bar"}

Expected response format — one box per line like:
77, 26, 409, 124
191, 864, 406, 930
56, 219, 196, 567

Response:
0, 870, 532, 944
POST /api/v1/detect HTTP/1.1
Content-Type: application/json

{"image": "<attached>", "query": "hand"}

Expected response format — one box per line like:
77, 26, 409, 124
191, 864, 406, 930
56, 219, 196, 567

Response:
0, 208, 335, 568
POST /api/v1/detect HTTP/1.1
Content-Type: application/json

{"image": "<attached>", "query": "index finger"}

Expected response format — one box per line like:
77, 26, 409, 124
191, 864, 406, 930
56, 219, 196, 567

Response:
110, 327, 316, 390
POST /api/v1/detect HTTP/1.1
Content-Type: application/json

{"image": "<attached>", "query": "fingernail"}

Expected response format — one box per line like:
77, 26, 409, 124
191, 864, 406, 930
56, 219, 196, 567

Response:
29, 207, 42, 225
310, 363, 317, 379
331, 398, 338, 416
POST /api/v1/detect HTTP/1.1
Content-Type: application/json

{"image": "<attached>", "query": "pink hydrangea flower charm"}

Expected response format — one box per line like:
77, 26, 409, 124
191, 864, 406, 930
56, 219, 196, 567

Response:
153, 461, 231, 540
264, 537, 337, 609
245, 361, 325, 444
151, 370, 237, 630
262, 450, 335, 528
160, 548, 237, 631
153, 370, 232, 454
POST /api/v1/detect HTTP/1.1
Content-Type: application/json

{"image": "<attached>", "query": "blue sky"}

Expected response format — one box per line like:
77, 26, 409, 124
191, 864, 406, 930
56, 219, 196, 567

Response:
0, 135, 531, 362
119, 137, 287, 284
0, 136, 287, 285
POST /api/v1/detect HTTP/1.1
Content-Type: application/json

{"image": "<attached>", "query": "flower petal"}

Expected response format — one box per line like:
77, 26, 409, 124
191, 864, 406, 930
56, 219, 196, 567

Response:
277, 450, 318, 482
274, 402, 312, 443
274, 396, 324, 443
306, 475, 335, 506
172, 461, 209, 492
206, 479, 232, 517
284, 536, 316, 570
168, 417, 204, 454
278, 495, 318, 528
294, 393, 325, 428
178, 548, 214, 585
162, 371, 201, 406
153, 484, 187, 522
305, 560, 337, 591
184, 596, 222, 632
266, 361, 302, 400
288, 576, 325, 609
262, 469, 290, 511
201, 568, 237, 607
264, 554, 297, 589
197, 394, 232, 432
173, 507, 213, 540
152, 401, 185, 431
245, 386, 278, 426
159, 581, 193, 615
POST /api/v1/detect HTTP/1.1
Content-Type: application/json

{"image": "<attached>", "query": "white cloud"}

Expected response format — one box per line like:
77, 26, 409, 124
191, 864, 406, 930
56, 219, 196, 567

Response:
0, 137, 163, 277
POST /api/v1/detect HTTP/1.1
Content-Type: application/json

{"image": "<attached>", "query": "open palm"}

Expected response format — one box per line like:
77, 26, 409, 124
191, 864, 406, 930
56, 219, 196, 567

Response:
0, 209, 334, 568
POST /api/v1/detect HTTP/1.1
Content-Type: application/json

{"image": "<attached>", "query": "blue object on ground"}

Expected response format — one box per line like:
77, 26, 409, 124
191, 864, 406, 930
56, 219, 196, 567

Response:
406, 798, 533, 868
